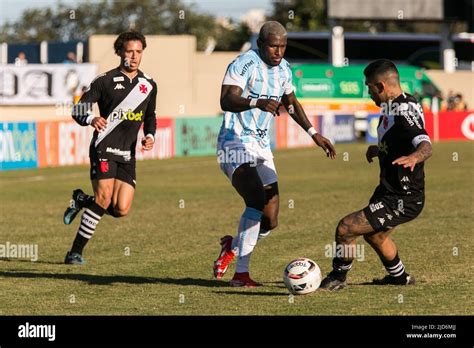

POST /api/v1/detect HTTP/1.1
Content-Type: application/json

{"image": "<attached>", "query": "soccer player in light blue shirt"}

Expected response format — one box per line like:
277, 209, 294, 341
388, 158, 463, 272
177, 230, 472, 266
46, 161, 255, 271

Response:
213, 21, 336, 287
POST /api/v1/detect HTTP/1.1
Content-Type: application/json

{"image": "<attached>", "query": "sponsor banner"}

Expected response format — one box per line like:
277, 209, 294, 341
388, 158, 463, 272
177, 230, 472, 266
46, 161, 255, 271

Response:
0, 122, 38, 170
366, 114, 380, 143
135, 118, 175, 160
0, 64, 98, 105
319, 114, 356, 144
299, 98, 380, 114
436, 111, 474, 141
174, 117, 222, 157
36, 120, 92, 167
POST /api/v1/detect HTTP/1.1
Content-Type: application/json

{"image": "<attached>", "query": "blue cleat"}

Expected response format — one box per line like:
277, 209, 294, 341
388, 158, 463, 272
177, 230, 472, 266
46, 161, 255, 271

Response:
64, 251, 86, 265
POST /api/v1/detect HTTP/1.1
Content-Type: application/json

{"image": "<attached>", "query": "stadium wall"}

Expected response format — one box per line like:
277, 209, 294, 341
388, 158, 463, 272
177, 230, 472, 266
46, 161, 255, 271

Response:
2, 111, 471, 171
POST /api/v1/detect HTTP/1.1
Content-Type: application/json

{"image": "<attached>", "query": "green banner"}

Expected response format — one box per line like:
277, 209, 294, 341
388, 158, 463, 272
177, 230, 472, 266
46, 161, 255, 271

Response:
292, 64, 434, 99
175, 117, 222, 157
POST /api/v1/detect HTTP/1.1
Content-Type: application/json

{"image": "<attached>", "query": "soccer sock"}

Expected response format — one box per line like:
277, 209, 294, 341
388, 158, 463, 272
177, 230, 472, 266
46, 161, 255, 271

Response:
331, 256, 353, 281
70, 202, 106, 255
233, 207, 263, 274
382, 253, 408, 280
85, 195, 95, 207
106, 203, 120, 218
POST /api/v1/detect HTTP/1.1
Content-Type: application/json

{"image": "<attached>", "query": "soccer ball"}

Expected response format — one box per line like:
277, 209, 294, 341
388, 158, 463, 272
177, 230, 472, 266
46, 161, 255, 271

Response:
283, 258, 322, 295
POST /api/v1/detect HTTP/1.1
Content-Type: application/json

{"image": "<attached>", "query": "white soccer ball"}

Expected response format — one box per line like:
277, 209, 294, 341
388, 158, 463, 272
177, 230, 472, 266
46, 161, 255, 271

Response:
283, 258, 322, 295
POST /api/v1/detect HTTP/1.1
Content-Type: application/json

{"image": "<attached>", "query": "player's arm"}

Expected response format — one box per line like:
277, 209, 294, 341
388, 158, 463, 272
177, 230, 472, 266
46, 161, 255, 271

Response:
281, 92, 336, 159
72, 76, 107, 132
392, 140, 432, 172
220, 85, 281, 114
392, 107, 433, 171
141, 83, 157, 151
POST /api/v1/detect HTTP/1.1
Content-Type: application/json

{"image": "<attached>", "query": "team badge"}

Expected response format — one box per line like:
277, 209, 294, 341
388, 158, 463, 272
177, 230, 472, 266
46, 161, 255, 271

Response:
139, 84, 148, 94
99, 160, 109, 173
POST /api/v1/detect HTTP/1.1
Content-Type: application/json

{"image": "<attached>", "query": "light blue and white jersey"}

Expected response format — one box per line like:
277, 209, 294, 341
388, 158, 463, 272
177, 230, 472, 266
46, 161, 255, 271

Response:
217, 49, 294, 160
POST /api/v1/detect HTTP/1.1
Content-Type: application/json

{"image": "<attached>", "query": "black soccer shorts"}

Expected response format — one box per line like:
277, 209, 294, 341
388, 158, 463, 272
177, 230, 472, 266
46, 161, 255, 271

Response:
363, 185, 425, 232
89, 150, 136, 188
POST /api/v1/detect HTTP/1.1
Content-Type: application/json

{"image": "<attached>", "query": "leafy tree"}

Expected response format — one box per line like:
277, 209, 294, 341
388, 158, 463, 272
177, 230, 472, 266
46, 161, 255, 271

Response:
1, 0, 248, 51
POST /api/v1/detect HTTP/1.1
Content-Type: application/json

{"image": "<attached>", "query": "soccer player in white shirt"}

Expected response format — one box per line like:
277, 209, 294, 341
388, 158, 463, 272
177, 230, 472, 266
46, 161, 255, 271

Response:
213, 21, 336, 287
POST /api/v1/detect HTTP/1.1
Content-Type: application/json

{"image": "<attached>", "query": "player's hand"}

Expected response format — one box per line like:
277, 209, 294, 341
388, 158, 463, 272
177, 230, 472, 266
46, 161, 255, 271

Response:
312, 133, 336, 159
256, 99, 281, 116
392, 155, 417, 172
141, 136, 154, 151
366, 145, 379, 163
91, 117, 107, 132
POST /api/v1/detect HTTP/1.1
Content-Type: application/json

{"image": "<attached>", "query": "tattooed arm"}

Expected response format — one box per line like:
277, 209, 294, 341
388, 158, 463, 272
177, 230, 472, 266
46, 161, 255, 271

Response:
392, 141, 433, 172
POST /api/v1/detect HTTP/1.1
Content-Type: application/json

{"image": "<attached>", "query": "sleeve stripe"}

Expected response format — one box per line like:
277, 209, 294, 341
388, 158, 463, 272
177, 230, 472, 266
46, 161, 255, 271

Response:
412, 134, 431, 148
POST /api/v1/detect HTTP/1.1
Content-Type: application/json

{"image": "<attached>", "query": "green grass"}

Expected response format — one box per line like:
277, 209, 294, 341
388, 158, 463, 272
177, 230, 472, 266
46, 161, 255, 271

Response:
0, 142, 472, 315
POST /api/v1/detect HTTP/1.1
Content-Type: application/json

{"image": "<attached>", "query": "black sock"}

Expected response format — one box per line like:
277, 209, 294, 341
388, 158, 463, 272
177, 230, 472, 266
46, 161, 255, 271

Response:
70, 202, 106, 255
106, 203, 121, 218
85, 195, 95, 208
382, 253, 408, 282
330, 257, 353, 281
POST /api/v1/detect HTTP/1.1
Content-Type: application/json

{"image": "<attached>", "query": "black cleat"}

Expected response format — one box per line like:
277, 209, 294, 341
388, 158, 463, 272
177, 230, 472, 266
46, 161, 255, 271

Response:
372, 274, 416, 286
319, 273, 347, 292
63, 189, 91, 225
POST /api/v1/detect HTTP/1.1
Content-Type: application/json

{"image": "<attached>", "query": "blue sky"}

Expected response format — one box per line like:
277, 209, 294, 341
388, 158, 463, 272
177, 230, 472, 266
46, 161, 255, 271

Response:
0, 0, 274, 25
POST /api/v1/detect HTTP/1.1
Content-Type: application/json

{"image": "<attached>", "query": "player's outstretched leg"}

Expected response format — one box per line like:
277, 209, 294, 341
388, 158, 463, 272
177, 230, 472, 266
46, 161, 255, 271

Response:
320, 210, 373, 291
63, 189, 94, 225
364, 232, 415, 285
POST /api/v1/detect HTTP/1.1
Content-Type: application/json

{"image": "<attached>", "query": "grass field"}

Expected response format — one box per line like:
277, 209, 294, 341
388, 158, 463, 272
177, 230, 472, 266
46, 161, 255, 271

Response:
0, 142, 472, 315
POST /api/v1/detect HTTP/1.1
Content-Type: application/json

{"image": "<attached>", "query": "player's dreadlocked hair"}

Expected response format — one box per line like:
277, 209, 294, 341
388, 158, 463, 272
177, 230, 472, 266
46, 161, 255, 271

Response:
364, 59, 399, 81
114, 31, 147, 55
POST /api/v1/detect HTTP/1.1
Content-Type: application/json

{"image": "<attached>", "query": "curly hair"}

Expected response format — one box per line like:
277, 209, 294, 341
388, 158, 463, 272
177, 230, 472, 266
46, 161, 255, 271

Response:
114, 31, 147, 55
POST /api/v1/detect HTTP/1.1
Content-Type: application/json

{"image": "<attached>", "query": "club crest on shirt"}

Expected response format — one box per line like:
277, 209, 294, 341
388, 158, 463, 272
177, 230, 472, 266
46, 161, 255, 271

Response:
99, 160, 109, 173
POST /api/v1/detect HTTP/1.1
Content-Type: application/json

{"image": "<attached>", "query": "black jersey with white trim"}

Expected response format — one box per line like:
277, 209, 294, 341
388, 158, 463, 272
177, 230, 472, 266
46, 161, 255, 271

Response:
376, 92, 431, 196
72, 67, 157, 163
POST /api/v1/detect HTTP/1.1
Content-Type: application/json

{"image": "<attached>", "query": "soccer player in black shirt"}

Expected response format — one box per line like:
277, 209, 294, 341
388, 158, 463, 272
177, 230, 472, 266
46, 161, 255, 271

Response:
62, 31, 157, 264
320, 59, 433, 290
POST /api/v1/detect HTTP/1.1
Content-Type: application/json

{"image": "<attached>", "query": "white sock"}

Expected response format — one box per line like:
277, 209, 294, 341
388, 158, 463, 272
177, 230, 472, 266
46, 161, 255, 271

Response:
233, 207, 263, 273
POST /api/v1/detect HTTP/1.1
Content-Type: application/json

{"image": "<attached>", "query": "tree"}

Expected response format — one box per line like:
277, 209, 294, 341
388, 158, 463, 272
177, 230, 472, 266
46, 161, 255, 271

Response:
269, 0, 328, 31
0, 0, 248, 51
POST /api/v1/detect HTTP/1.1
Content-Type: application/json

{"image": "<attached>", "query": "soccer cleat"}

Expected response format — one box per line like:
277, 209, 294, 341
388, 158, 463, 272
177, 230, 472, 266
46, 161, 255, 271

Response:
372, 274, 416, 286
230, 272, 262, 288
213, 235, 236, 279
63, 189, 91, 225
319, 272, 347, 291
64, 251, 86, 265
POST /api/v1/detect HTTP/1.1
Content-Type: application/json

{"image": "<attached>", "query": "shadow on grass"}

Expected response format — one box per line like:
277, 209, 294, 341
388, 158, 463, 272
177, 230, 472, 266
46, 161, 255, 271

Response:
0, 258, 64, 265
349, 279, 425, 286
0, 270, 230, 287
212, 290, 285, 297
